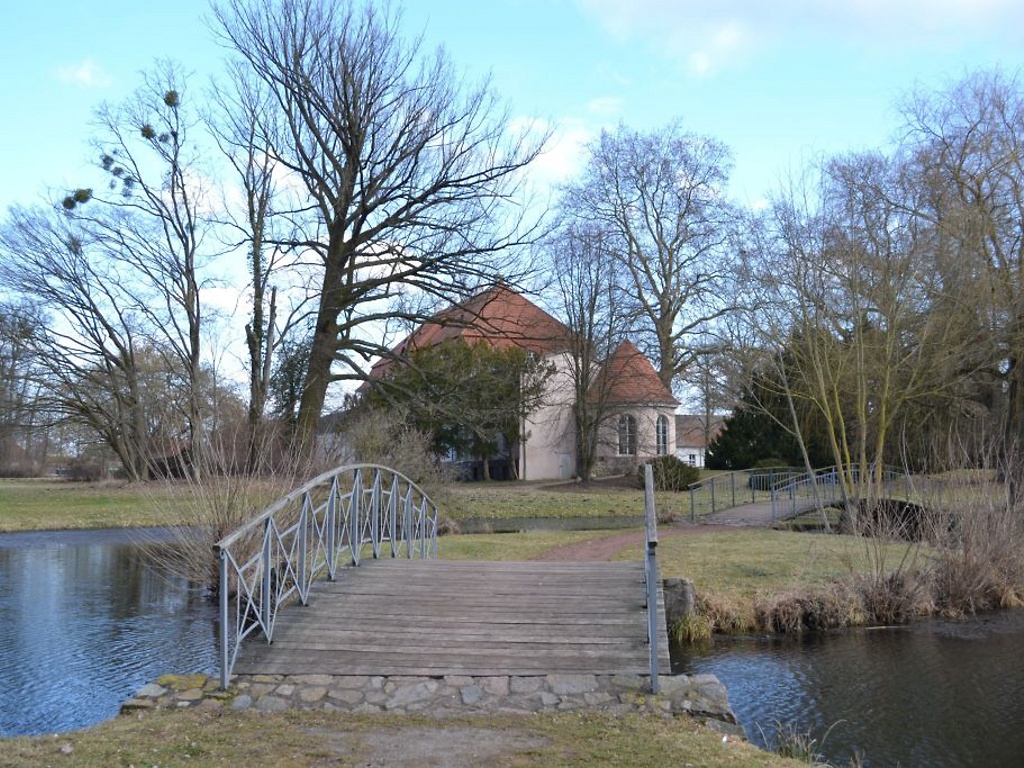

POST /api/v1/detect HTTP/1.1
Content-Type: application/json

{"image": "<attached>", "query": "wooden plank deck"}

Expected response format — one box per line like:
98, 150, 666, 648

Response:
234, 559, 671, 677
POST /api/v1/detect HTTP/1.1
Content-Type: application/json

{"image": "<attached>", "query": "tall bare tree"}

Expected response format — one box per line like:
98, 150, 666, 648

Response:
0, 300, 47, 476
62, 61, 216, 476
208, 63, 310, 470
757, 150, 980, 519
549, 222, 626, 480
899, 70, 1024, 491
0, 207, 155, 479
212, 0, 546, 452
560, 121, 739, 392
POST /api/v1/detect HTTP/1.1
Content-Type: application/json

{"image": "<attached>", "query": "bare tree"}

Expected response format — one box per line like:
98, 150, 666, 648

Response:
207, 63, 310, 470
63, 61, 218, 477
212, 0, 547, 452
549, 222, 625, 480
560, 121, 740, 391
898, 70, 1024, 494
0, 300, 48, 476
0, 206, 156, 479
758, 151, 979, 521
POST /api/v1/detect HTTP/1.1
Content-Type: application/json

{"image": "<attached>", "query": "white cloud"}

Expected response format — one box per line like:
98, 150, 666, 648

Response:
54, 58, 113, 89
585, 96, 623, 117
527, 117, 595, 186
576, 0, 1024, 74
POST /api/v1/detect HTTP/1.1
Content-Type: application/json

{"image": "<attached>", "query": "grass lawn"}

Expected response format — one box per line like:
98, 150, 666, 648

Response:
3, 709, 803, 768
441, 479, 647, 520
0, 479, 190, 532
639, 529, 926, 603
0, 477, 651, 533
438, 529, 627, 560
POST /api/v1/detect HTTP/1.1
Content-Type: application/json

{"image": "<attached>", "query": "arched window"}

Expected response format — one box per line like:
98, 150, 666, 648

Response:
656, 414, 669, 456
617, 414, 637, 456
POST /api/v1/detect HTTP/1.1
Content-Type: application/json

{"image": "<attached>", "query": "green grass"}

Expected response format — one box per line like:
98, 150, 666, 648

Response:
441, 480, 646, 520
2, 709, 803, 767
438, 530, 627, 560
0, 478, 650, 533
0, 479, 189, 532
615, 528, 927, 604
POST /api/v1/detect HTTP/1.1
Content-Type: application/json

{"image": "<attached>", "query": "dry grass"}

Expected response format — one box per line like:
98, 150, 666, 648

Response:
437, 530, 621, 561
443, 479, 647, 520
0, 479, 193, 532
2, 709, 805, 768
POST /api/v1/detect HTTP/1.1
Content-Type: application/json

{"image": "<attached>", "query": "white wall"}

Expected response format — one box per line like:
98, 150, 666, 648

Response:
520, 352, 576, 480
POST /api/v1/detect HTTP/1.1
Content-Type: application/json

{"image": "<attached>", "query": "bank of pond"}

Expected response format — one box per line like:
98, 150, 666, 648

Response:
1, 527, 1022, 767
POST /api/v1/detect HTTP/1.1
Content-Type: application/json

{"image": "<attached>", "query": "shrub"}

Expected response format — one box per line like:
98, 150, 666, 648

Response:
65, 458, 103, 482
638, 455, 700, 492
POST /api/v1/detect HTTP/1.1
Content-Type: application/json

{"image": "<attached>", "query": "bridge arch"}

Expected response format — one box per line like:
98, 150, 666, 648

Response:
213, 463, 439, 687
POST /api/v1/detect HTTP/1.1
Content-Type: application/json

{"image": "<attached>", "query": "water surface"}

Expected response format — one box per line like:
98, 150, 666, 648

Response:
0, 528, 218, 737
675, 613, 1024, 767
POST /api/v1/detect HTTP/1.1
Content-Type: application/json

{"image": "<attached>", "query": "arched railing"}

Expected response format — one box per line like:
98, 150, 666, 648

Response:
769, 465, 923, 521
687, 467, 804, 519
688, 465, 929, 522
213, 464, 439, 688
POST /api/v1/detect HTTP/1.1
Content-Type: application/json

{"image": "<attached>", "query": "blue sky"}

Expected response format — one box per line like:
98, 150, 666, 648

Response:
3, 1, 1024, 214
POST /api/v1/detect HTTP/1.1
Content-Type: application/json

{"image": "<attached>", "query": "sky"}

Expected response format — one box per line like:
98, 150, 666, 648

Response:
2, 0, 1024, 392
4, 0, 1024, 216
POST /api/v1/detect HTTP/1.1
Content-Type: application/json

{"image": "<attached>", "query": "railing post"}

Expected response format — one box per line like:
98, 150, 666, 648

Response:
689, 483, 696, 523
371, 468, 381, 559
260, 522, 273, 636
218, 547, 230, 690
351, 468, 361, 566
710, 477, 716, 513
731, 471, 737, 508
431, 504, 438, 558
327, 479, 337, 579
390, 475, 400, 557
298, 495, 309, 603
770, 469, 777, 519
643, 463, 661, 694
404, 487, 413, 558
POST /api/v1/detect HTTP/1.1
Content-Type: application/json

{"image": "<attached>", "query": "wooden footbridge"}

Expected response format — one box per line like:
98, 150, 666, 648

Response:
216, 465, 668, 689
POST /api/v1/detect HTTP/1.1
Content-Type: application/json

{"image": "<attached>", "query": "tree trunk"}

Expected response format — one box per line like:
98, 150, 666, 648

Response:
294, 255, 346, 454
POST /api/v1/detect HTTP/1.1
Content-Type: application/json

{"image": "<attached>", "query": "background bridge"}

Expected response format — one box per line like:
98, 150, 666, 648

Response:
688, 465, 927, 524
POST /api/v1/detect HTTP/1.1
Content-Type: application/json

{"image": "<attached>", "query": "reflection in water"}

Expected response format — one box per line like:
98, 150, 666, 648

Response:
0, 529, 218, 737
674, 613, 1024, 767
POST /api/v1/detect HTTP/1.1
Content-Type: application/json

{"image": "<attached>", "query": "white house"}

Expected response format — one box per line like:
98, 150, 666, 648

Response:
366, 285, 679, 481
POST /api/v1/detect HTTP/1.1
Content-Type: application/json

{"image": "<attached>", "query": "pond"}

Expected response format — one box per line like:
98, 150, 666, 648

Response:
0, 528, 218, 737
673, 611, 1024, 767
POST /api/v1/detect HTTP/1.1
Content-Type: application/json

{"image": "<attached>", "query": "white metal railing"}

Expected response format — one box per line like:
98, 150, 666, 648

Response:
642, 463, 660, 694
770, 465, 915, 521
687, 467, 804, 520
213, 464, 438, 688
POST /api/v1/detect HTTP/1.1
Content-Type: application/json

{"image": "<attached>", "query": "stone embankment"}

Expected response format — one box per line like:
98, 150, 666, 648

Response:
122, 671, 743, 737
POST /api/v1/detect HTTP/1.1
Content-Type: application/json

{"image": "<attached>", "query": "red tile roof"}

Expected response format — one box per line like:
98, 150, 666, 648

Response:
367, 285, 570, 380
597, 341, 679, 406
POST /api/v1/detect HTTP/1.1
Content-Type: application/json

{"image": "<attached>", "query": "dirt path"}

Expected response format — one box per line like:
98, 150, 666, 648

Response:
532, 523, 732, 562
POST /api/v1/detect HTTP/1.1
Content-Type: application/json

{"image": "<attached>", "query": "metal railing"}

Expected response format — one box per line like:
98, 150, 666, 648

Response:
642, 463, 660, 694
769, 465, 916, 521
687, 467, 803, 520
213, 464, 439, 688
